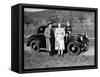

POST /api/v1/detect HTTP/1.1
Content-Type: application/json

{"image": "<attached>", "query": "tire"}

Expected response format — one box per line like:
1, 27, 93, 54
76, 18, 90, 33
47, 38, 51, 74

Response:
67, 41, 80, 55
30, 40, 40, 53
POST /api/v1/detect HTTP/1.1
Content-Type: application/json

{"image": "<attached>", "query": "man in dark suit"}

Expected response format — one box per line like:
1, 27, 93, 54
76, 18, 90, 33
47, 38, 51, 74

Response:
50, 25, 55, 56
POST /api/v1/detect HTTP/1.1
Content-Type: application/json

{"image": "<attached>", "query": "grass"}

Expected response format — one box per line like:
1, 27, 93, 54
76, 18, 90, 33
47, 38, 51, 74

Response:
24, 50, 94, 69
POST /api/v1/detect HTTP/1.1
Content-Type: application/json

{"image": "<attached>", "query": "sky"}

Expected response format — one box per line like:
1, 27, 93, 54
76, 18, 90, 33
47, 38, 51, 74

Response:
24, 8, 47, 12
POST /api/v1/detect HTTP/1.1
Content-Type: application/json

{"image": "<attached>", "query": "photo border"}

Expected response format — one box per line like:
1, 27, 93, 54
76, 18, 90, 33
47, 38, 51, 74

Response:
20, 4, 98, 73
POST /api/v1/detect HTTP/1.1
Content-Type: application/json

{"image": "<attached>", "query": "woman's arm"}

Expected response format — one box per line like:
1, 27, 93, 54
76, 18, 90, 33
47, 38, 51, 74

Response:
62, 28, 65, 38
55, 28, 57, 38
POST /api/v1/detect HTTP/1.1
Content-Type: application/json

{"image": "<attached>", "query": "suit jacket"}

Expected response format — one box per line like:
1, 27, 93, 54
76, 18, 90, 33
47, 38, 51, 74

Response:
50, 28, 54, 39
44, 27, 51, 38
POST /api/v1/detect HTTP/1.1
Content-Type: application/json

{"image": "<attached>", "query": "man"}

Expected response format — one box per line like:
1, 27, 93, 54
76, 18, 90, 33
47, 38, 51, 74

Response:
44, 23, 54, 56
44, 23, 52, 52
66, 22, 72, 36
50, 24, 55, 56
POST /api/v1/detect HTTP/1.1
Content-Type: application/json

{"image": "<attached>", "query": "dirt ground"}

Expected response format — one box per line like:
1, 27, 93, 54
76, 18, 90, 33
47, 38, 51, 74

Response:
24, 45, 94, 69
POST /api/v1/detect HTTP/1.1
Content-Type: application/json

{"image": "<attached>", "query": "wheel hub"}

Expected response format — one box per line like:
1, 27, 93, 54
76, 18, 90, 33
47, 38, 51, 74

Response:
72, 46, 75, 51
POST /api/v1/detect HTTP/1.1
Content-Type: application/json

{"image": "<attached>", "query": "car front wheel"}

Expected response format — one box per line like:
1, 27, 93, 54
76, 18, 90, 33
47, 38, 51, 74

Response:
67, 41, 80, 55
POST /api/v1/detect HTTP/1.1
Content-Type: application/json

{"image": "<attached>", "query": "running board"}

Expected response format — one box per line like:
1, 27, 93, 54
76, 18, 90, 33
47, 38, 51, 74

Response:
40, 48, 49, 51
40, 48, 50, 52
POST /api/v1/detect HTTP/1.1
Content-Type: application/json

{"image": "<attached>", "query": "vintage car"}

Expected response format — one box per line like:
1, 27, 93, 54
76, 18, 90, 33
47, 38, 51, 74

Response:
26, 24, 89, 55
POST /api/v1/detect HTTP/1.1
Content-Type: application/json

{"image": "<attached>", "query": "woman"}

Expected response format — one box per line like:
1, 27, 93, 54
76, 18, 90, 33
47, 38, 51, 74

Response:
55, 23, 65, 56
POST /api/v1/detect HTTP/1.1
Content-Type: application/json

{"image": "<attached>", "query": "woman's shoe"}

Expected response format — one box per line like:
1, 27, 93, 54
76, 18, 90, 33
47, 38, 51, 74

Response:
61, 54, 64, 57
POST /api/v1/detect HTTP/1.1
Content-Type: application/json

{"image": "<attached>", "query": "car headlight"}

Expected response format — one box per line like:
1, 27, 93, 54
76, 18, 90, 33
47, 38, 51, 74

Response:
85, 34, 88, 38
84, 43, 87, 46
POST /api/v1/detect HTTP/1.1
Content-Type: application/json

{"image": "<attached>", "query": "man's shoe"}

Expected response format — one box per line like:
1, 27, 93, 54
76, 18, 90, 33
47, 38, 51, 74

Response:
49, 53, 53, 56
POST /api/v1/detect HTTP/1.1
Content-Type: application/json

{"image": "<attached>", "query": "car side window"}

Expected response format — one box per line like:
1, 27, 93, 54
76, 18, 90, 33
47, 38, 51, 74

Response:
38, 26, 47, 34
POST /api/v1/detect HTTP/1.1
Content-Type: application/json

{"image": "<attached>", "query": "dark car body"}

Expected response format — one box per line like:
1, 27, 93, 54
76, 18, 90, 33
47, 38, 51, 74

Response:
26, 25, 89, 55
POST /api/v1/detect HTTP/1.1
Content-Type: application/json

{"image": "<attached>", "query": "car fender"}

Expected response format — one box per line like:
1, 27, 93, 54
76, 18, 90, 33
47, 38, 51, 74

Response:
26, 37, 39, 46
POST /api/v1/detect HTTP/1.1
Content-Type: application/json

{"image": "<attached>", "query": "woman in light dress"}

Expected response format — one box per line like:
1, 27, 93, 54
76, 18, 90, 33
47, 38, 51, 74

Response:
55, 23, 65, 56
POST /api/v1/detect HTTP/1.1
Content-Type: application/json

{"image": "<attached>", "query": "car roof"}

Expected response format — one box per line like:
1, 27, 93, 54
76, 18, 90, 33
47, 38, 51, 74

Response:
37, 23, 72, 34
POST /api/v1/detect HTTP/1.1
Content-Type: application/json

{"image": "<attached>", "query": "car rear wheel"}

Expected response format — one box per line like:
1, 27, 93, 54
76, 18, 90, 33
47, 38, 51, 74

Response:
30, 40, 40, 53
67, 41, 80, 55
